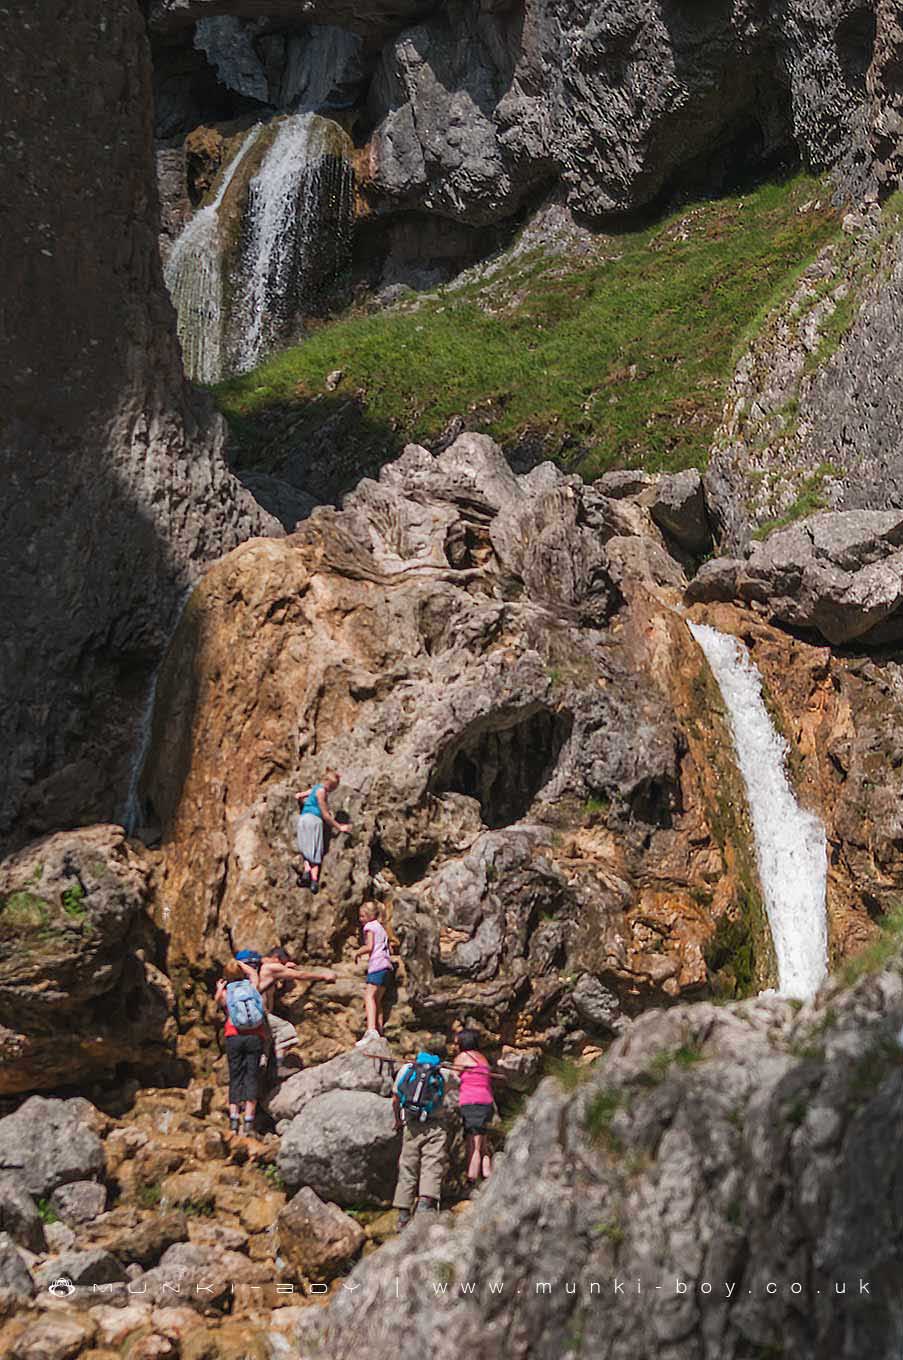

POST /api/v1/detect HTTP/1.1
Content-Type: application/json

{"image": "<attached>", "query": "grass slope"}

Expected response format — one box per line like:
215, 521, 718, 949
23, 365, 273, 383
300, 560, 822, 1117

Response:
216, 174, 840, 487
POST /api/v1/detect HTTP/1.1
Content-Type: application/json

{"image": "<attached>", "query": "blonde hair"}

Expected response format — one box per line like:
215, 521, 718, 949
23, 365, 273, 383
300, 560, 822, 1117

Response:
324, 768, 340, 787
359, 901, 380, 922
223, 959, 246, 983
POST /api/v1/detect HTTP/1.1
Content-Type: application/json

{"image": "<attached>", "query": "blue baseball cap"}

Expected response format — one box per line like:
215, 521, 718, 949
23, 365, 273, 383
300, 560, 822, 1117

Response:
235, 950, 262, 965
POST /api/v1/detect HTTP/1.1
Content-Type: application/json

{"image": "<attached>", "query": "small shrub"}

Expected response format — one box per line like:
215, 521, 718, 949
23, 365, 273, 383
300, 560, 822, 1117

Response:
262, 1163, 284, 1192
593, 1220, 625, 1246
642, 1043, 704, 1084
36, 1198, 59, 1225
584, 1087, 623, 1151
135, 1181, 162, 1209
839, 899, 903, 986
61, 882, 87, 921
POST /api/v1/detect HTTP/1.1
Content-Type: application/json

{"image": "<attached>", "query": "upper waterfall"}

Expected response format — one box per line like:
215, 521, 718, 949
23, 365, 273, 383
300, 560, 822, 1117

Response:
163, 113, 354, 385
163, 124, 263, 385
689, 622, 828, 1001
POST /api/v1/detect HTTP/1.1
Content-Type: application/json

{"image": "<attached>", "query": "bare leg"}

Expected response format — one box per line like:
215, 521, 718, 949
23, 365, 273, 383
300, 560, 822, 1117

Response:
481, 1142, 492, 1179
228, 1102, 239, 1118
310, 862, 320, 884
365, 982, 379, 1032
375, 983, 387, 1033
466, 1133, 481, 1181
244, 1099, 256, 1120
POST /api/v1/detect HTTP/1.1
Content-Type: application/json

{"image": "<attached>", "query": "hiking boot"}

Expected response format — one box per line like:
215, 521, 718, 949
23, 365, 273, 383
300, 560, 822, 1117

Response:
355, 1029, 380, 1048
228, 1115, 240, 1134
396, 1208, 412, 1231
299, 869, 310, 889
243, 1118, 255, 1137
415, 1196, 439, 1216
310, 879, 320, 895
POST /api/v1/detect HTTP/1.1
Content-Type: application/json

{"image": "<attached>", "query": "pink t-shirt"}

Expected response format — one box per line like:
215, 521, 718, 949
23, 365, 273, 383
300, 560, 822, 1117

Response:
364, 920, 392, 972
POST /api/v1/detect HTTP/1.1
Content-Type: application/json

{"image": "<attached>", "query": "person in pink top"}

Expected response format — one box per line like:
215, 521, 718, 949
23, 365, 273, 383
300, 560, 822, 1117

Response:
353, 902, 395, 1046
453, 1028, 499, 1183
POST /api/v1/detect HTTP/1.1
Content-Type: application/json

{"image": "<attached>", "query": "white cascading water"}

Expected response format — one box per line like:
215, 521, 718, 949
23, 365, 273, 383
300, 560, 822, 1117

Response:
688, 623, 828, 1001
164, 125, 263, 384
233, 112, 354, 372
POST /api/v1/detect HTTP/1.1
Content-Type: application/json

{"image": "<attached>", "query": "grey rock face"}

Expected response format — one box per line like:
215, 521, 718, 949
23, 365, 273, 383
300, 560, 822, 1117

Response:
149, 0, 437, 41
0, 1233, 34, 1300
0, 1176, 45, 1254
311, 964, 903, 1360
706, 218, 903, 553
49, 1181, 108, 1227
0, 826, 175, 1095
687, 510, 903, 644
0, 1098, 104, 1198
268, 1044, 395, 1123
0, 0, 279, 851
277, 1090, 402, 1206
364, 0, 879, 225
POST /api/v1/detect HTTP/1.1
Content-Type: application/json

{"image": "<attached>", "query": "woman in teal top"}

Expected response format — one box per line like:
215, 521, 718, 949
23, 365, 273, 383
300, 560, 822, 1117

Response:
294, 769, 351, 894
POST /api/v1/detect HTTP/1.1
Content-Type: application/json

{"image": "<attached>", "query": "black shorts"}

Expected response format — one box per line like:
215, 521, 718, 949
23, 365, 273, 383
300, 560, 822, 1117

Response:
461, 1103, 493, 1133
226, 1033, 264, 1105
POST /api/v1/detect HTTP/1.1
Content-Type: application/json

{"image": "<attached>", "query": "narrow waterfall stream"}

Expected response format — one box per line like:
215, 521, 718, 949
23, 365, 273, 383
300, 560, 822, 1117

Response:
163, 125, 263, 384
689, 622, 828, 1000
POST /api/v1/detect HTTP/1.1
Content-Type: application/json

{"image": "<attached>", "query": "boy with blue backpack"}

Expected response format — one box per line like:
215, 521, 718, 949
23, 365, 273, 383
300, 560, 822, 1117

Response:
215, 959, 268, 1136
391, 1047, 448, 1227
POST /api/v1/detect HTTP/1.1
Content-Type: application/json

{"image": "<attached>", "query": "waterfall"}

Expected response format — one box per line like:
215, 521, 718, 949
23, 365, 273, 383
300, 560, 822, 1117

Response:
689, 623, 828, 1001
120, 592, 191, 836
233, 112, 354, 373
163, 125, 263, 384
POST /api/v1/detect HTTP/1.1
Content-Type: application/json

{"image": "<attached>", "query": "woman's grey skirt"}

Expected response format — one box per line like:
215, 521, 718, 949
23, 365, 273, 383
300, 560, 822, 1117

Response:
296, 812, 324, 864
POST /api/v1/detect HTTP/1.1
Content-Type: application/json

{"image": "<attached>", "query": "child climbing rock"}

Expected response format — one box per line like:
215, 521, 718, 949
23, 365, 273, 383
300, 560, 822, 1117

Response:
294, 770, 351, 893
215, 959, 267, 1136
354, 902, 395, 1047
453, 1028, 498, 1184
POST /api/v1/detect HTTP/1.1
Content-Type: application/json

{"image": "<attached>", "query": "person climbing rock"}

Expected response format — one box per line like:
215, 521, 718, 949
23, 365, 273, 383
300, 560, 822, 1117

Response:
295, 770, 351, 893
354, 902, 395, 1047
235, 947, 336, 1079
215, 959, 267, 1136
391, 1047, 447, 1228
453, 1027, 499, 1185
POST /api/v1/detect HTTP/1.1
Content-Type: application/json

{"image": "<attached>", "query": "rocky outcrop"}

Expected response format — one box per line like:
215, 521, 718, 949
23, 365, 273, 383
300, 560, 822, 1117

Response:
688, 510, 903, 645
362, 0, 883, 224
0, 0, 279, 853
312, 955, 903, 1360
706, 204, 903, 552
142, 433, 791, 1062
149, 0, 437, 42
0, 827, 175, 1094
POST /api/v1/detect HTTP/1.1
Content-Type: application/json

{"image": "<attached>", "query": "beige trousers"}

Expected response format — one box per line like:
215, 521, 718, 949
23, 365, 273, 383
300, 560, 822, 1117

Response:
266, 1011, 298, 1059
393, 1121, 447, 1210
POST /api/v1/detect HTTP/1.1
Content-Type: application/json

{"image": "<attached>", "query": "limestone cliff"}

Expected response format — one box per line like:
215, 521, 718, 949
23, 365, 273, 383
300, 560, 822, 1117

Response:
0, 0, 279, 853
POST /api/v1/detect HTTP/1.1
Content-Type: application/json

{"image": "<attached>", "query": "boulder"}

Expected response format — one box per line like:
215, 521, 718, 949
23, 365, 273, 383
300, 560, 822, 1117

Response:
86, 1211, 189, 1268
0, 826, 176, 1094
649, 469, 712, 557
34, 1249, 126, 1291
277, 1090, 401, 1206
275, 1188, 365, 1280
268, 1045, 395, 1123
137, 1243, 269, 1312
0, 1098, 104, 1197
0, 1174, 44, 1253
0, 1232, 34, 1299
1, 1312, 95, 1360
688, 510, 903, 644
570, 974, 622, 1033
50, 1180, 107, 1227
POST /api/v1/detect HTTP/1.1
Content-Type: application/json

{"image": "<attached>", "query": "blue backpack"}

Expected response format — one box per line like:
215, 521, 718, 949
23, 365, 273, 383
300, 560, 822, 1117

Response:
226, 979, 265, 1032
396, 1053, 445, 1123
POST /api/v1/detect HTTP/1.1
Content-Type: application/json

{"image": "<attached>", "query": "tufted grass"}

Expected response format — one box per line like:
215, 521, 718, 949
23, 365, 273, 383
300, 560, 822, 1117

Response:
216, 172, 840, 485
